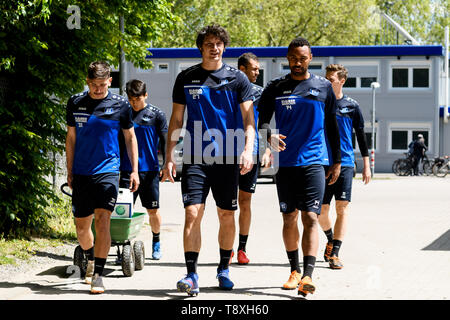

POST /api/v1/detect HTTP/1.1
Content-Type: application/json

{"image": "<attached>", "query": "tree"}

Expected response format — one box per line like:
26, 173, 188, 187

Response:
155, 0, 450, 48
0, 0, 177, 237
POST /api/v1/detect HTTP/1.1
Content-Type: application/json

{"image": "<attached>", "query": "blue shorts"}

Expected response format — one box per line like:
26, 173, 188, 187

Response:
238, 162, 259, 193
181, 163, 239, 211
71, 172, 119, 218
323, 166, 353, 204
275, 165, 325, 214
119, 171, 160, 209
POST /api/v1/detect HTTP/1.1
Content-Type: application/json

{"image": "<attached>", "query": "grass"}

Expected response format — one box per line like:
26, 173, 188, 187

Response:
0, 196, 77, 266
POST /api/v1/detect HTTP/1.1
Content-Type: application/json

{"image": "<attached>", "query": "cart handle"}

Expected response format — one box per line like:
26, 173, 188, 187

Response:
60, 182, 72, 197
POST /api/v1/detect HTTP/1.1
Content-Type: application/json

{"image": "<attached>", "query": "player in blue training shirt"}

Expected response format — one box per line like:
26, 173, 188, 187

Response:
230, 52, 272, 266
320, 64, 371, 270
66, 61, 139, 294
258, 37, 341, 297
161, 24, 255, 296
119, 79, 168, 260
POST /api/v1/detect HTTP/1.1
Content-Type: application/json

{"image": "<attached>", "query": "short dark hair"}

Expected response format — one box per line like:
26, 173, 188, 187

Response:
287, 37, 311, 53
238, 52, 258, 69
87, 61, 111, 79
196, 24, 230, 49
326, 64, 348, 81
126, 79, 147, 97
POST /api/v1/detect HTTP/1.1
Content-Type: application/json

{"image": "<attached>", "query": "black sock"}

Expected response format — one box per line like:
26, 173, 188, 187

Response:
185, 251, 199, 274
84, 246, 94, 262
152, 232, 160, 243
219, 248, 232, 270
302, 256, 316, 279
331, 240, 342, 257
93, 257, 106, 276
238, 234, 248, 252
324, 228, 333, 243
287, 250, 301, 273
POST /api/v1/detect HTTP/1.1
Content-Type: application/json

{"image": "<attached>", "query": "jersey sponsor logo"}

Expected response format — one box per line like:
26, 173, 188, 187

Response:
78, 107, 87, 111
283, 90, 292, 94
281, 98, 295, 110
189, 88, 203, 99
192, 80, 200, 83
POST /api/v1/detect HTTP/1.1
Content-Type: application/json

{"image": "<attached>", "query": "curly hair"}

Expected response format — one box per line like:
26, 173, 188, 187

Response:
196, 24, 230, 49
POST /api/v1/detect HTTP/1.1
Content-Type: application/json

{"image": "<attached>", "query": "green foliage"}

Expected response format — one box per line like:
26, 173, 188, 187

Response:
156, 0, 450, 47
0, 0, 177, 237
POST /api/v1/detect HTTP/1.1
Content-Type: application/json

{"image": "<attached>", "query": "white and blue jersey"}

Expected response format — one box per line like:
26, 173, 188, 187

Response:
327, 95, 365, 167
172, 63, 254, 163
66, 91, 133, 176
258, 73, 339, 167
120, 104, 168, 172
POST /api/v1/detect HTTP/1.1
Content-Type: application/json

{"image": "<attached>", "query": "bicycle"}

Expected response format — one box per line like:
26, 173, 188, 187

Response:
422, 154, 434, 176
392, 153, 414, 176
432, 156, 449, 178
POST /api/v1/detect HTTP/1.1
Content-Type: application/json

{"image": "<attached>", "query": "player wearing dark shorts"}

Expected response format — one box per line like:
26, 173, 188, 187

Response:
66, 61, 139, 294
230, 52, 271, 265
120, 79, 168, 260
258, 37, 341, 297
161, 24, 255, 296
320, 64, 371, 270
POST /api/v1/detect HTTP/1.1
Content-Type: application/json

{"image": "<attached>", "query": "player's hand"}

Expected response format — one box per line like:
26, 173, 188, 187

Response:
161, 161, 177, 183
239, 150, 254, 175
260, 149, 272, 169
326, 163, 341, 185
269, 134, 286, 152
129, 171, 140, 192
362, 166, 371, 185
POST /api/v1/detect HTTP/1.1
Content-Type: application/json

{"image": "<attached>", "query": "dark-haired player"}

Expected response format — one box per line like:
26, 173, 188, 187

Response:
66, 61, 139, 294
258, 37, 341, 296
161, 24, 255, 296
120, 79, 168, 260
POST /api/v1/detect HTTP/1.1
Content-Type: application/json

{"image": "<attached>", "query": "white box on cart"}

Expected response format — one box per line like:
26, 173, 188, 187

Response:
111, 188, 133, 218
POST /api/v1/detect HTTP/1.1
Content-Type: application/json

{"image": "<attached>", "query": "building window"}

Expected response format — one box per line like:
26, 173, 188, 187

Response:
391, 66, 430, 88
388, 125, 430, 152
157, 63, 169, 73
361, 77, 378, 88
344, 77, 357, 88
412, 68, 429, 87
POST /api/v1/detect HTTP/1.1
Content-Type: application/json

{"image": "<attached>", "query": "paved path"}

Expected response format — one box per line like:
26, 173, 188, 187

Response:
1, 174, 449, 301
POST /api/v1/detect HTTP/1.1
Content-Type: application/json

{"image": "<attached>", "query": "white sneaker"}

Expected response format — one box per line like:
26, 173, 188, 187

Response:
90, 274, 105, 294
85, 261, 95, 284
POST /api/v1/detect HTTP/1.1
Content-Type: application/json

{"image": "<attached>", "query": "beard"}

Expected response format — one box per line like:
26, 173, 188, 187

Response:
291, 66, 307, 77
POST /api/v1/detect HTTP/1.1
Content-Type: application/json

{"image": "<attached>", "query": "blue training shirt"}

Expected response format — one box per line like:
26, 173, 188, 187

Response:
172, 63, 254, 163
327, 95, 365, 167
66, 91, 133, 175
258, 73, 337, 167
120, 104, 168, 172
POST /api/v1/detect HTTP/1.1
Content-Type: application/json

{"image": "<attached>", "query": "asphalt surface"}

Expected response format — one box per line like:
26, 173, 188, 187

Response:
1, 174, 449, 301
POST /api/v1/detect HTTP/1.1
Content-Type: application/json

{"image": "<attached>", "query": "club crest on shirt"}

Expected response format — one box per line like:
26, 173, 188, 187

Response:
105, 107, 114, 114
309, 88, 320, 96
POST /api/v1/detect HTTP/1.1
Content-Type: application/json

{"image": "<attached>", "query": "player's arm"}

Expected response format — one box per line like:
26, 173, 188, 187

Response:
161, 103, 185, 183
239, 99, 255, 175
355, 127, 370, 184
258, 84, 285, 152
122, 126, 140, 192
324, 87, 341, 185
65, 126, 76, 189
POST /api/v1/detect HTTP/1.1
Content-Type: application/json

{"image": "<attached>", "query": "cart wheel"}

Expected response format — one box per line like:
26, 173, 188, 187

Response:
133, 241, 145, 271
122, 243, 135, 277
73, 245, 87, 276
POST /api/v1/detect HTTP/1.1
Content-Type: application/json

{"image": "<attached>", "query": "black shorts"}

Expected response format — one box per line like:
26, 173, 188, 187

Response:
181, 163, 239, 211
119, 171, 160, 209
238, 162, 259, 193
275, 165, 325, 214
72, 172, 119, 218
322, 166, 353, 204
